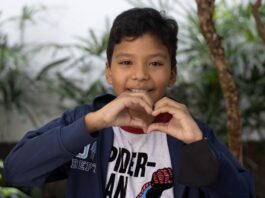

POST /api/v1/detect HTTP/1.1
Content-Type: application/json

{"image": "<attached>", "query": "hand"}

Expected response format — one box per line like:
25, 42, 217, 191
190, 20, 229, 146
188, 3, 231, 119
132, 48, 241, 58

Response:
151, 168, 173, 190
136, 168, 173, 198
85, 92, 154, 132
147, 97, 203, 144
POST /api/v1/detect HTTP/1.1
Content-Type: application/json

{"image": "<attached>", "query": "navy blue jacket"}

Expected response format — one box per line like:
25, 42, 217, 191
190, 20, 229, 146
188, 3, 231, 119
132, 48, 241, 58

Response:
4, 94, 255, 197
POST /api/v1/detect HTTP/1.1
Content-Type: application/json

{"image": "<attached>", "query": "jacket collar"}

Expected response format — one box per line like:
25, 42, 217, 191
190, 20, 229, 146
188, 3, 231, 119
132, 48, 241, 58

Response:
167, 135, 186, 197
96, 127, 114, 197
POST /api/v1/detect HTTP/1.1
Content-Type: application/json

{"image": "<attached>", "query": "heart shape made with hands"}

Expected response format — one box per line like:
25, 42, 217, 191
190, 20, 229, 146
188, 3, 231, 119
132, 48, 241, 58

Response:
122, 110, 172, 134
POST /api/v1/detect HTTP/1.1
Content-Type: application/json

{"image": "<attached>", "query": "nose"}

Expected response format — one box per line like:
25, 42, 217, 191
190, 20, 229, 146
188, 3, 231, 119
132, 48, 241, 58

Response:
132, 64, 150, 81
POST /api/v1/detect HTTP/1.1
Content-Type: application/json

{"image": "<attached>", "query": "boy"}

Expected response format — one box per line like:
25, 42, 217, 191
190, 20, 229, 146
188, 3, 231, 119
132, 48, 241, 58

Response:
4, 7, 254, 198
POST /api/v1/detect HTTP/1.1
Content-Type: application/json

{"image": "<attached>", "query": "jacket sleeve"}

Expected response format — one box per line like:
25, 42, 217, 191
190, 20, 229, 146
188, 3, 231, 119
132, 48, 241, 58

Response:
4, 105, 97, 187
177, 121, 255, 198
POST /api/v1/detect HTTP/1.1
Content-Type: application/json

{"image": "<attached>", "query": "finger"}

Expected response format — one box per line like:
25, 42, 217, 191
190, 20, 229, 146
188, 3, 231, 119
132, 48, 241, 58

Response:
153, 97, 174, 109
120, 92, 152, 112
153, 173, 159, 184
154, 97, 187, 112
165, 168, 173, 183
152, 104, 184, 117
146, 122, 168, 133
147, 122, 178, 138
124, 97, 152, 114
126, 91, 154, 108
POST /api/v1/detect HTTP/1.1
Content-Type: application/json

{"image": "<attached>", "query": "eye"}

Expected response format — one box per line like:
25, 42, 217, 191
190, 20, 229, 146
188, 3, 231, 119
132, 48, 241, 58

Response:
149, 61, 163, 67
118, 60, 132, 65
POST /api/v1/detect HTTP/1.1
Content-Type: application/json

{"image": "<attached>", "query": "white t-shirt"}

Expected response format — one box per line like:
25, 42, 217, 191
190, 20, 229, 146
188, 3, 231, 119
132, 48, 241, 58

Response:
105, 126, 174, 198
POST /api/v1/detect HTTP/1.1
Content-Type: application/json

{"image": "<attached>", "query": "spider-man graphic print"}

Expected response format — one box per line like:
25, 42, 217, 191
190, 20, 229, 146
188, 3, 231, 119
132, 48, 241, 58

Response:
136, 168, 173, 198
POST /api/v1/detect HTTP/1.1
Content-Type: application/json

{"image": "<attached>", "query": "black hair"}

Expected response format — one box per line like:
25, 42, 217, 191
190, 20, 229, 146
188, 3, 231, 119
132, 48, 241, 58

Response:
106, 7, 178, 69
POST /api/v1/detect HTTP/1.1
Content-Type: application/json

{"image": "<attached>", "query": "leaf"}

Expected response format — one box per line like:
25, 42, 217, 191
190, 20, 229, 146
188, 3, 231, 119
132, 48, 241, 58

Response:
35, 57, 69, 80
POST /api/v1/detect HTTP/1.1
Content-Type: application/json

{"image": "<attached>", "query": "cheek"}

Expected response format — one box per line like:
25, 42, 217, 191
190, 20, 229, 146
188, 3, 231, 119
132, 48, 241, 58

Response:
111, 74, 128, 92
114, 72, 128, 83
153, 73, 171, 89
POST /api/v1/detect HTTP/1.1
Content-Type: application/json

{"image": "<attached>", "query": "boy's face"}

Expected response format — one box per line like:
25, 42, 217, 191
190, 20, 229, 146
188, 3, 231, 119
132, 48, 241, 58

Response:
106, 33, 176, 103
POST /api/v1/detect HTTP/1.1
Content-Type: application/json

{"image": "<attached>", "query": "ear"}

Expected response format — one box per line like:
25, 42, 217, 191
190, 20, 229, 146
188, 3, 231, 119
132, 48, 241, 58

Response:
169, 66, 177, 87
105, 62, 112, 85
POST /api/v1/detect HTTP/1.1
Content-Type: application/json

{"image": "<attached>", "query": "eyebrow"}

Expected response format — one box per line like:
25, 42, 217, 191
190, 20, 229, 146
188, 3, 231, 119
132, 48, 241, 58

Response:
148, 53, 168, 59
114, 52, 168, 59
114, 53, 133, 59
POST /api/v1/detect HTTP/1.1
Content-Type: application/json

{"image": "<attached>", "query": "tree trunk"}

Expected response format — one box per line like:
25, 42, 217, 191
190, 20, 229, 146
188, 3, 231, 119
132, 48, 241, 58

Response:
252, 0, 265, 44
195, 0, 242, 162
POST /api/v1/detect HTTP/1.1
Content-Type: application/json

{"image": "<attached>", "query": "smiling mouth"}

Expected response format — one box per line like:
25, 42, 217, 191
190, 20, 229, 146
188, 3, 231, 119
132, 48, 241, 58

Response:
128, 89, 152, 93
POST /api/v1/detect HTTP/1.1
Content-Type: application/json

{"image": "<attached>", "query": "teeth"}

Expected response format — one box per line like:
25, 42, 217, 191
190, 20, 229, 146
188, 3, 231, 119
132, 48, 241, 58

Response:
130, 89, 148, 93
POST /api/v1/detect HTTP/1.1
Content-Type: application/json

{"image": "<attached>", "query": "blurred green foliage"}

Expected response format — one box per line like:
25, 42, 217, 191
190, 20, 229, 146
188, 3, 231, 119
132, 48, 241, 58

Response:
0, 160, 31, 198
53, 28, 110, 107
0, 5, 69, 131
174, 0, 265, 139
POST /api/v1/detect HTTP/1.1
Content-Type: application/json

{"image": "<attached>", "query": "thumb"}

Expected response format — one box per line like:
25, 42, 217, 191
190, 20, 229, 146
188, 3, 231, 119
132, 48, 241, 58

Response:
146, 122, 168, 133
